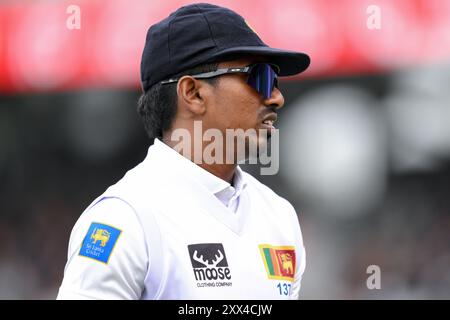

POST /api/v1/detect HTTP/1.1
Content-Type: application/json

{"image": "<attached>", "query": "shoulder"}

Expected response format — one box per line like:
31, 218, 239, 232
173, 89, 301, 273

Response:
58, 197, 148, 300
71, 197, 143, 244
104, 156, 178, 207
242, 171, 303, 239
68, 197, 147, 269
242, 171, 296, 213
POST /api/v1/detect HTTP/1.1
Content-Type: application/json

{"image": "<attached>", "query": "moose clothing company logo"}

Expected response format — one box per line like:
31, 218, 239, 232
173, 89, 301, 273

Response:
79, 222, 122, 264
259, 244, 296, 281
187, 243, 232, 288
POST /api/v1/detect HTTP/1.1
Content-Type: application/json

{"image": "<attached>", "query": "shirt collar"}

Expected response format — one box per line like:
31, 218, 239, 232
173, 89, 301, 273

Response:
149, 138, 247, 197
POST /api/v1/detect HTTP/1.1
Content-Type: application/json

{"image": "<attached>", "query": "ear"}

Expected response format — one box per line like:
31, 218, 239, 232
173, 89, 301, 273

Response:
176, 76, 209, 116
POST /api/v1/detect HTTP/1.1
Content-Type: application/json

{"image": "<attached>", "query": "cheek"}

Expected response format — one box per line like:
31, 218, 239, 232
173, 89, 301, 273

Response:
234, 97, 260, 129
214, 83, 260, 129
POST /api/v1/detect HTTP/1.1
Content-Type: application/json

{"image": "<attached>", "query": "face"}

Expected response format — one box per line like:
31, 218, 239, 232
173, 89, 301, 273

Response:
203, 57, 285, 162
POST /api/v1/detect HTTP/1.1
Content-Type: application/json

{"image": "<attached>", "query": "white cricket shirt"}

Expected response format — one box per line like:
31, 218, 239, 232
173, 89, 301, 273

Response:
57, 138, 306, 300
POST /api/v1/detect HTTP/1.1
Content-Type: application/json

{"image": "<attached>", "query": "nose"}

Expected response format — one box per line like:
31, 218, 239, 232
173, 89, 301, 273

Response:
264, 86, 284, 109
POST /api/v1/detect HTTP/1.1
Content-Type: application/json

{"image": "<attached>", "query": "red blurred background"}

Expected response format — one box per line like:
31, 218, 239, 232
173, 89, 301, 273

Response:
1, 0, 450, 93
1, 0, 450, 300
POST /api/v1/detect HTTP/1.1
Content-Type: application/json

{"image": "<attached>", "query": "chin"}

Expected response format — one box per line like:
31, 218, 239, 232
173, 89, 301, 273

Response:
243, 134, 269, 161
228, 127, 271, 163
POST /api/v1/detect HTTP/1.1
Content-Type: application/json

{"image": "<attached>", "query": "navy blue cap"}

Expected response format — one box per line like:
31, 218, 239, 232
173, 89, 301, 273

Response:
140, 3, 310, 92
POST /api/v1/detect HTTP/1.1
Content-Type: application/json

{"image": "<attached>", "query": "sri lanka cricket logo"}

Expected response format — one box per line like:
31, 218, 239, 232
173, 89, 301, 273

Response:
91, 228, 111, 247
79, 222, 122, 264
259, 244, 296, 281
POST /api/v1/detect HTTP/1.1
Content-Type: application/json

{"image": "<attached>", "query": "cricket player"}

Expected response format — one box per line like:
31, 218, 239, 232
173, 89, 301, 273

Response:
57, 3, 310, 300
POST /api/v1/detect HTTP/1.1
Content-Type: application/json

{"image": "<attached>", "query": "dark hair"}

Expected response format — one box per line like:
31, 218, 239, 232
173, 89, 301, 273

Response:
137, 62, 219, 144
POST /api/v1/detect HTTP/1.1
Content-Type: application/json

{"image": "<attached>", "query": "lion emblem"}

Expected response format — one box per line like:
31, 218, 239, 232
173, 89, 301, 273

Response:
91, 228, 111, 247
280, 253, 294, 275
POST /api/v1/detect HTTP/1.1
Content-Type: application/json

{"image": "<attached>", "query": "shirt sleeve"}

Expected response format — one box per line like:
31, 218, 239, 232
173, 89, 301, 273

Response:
290, 242, 306, 300
56, 197, 148, 300
281, 199, 306, 300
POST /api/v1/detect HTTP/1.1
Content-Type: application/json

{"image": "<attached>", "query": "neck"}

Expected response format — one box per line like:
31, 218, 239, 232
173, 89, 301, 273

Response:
199, 163, 236, 185
162, 134, 237, 184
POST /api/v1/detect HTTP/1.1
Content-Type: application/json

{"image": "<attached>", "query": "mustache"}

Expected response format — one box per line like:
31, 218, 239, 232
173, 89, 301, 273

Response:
259, 106, 278, 120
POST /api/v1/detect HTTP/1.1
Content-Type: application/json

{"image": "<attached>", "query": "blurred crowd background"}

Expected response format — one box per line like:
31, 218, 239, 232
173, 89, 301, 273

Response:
1, 0, 450, 299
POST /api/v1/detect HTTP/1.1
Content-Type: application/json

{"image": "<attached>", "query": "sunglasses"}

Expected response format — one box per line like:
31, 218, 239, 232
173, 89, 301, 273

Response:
160, 63, 280, 100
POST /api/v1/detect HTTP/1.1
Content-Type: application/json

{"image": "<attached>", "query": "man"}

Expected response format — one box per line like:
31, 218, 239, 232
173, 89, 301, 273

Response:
57, 3, 310, 300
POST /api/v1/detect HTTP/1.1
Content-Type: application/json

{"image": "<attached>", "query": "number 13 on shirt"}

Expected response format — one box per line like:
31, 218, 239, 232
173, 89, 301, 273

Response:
277, 283, 291, 296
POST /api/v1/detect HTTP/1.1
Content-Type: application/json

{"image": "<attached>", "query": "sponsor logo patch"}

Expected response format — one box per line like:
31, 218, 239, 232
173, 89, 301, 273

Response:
79, 222, 122, 264
187, 243, 232, 288
259, 244, 296, 281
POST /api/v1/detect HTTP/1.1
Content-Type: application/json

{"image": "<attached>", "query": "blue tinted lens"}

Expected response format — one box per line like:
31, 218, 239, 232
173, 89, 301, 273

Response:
247, 64, 278, 99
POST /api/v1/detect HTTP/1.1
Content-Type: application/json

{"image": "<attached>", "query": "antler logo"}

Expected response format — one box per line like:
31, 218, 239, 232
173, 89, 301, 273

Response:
193, 249, 224, 268
188, 243, 231, 282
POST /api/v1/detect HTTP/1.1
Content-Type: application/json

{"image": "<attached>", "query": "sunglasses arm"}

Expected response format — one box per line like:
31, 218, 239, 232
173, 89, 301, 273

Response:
160, 66, 251, 84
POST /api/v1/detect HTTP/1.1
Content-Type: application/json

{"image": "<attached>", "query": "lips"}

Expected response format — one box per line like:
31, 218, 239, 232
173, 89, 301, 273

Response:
260, 112, 277, 129
262, 119, 274, 127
